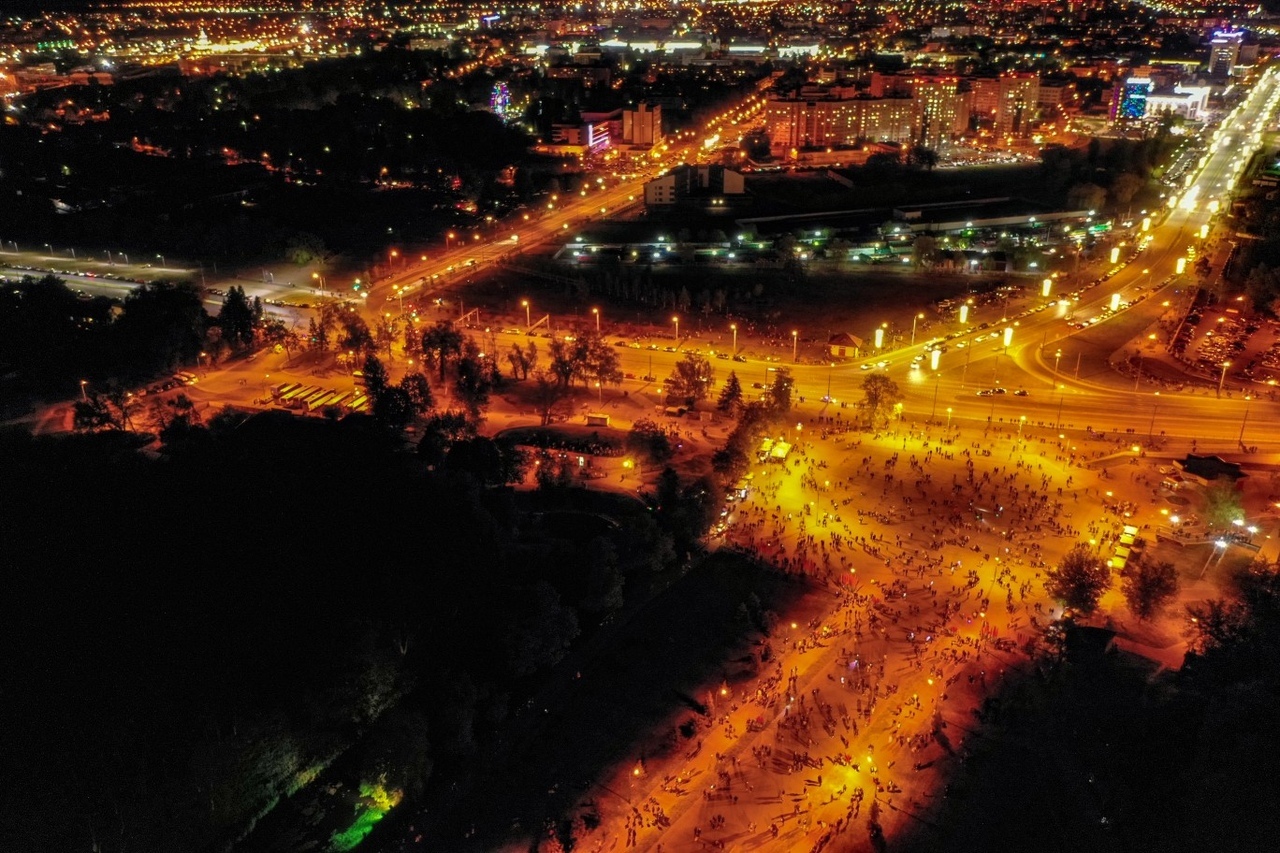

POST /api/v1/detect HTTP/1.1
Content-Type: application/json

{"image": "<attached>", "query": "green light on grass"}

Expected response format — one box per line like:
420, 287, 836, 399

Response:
328, 782, 402, 852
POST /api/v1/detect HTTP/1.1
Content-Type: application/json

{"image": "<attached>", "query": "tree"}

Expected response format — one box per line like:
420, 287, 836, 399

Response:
1120, 558, 1179, 621
767, 367, 793, 413
626, 417, 672, 463
362, 354, 390, 402
507, 342, 530, 379
1204, 477, 1245, 529
911, 235, 938, 269
421, 320, 464, 383
546, 338, 576, 388
453, 351, 493, 419
667, 352, 715, 402
72, 394, 116, 431
400, 372, 434, 416
532, 369, 570, 425
717, 370, 744, 414
1109, 172, 1144, 212
284, 231, 326, 265
504, 581, 579, 677
338, 312, 374, 355
859, 373, 901, 426
372, 386, 414, 430
571, 331, 622, 388
1044, 543, 1112, 615
1067, 182, 1107, 212
907, 145, 939, 171
219, 286, 256, 350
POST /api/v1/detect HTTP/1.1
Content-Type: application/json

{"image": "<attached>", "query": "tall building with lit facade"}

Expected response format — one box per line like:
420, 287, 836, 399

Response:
764, 92, 920, 155
1111, 77, 1153, 121
1208, 31, 1244, 79
971, 73, 1040, 137
622, 102, 663, 146
904, 76, 965, 152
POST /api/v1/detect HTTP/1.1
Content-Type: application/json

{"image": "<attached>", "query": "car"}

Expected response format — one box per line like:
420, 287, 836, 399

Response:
751, 381, 765, 389
715, 352, 730, 359
663, 346, 677, 353
1013, 389, 1029, 397
614, 340, 628, 347
876, 360, 889, 369
911, 354, 924, 363
910, 362, 921, 371
733, 354, 747, 362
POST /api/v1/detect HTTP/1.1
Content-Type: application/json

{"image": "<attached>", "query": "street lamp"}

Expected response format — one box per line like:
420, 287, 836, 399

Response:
312, 271, 326, 289
446, 231, 456, 251
910, 312, 924, 345
1018, 415, 1026, 436
79, 379, 87, 402
929, 349, 942, 422
595, 381, 603, 406
1200, 539, 1228, 579
156, 254, 165, 268
946, 407, 953, 430
792, 329, 798, 363
1239, 394, 1252, 446
672, 315, 680, 342
592, 307, 600, 334
1053, 349, 1062, 386
1218, 361, 1232, 396
522, 299, 531, 328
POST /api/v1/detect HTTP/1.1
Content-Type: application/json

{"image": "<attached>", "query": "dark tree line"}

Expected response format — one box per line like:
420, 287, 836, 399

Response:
0, 409, 685, 853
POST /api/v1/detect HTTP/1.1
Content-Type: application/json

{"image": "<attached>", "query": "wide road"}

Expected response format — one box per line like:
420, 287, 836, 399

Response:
361, 92, 769, 305
463, 69, 1280, 455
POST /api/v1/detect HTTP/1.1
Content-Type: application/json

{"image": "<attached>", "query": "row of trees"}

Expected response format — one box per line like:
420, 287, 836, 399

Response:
1044, 542, 1180, 621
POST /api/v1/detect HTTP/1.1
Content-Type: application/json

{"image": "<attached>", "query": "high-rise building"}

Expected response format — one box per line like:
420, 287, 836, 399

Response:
1208, 31, 1244, 79
1111, 77, 1153, 121
904, 76, 965, 151
622, 102, 663, 146
764, 92, 919, 154
970, 73, 1039, 137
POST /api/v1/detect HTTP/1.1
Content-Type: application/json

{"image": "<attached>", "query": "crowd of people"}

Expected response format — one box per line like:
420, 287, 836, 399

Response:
584, 415, 1146, 852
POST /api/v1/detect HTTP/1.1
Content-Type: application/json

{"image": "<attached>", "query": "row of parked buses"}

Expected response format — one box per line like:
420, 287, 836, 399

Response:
269, 382, 369, 414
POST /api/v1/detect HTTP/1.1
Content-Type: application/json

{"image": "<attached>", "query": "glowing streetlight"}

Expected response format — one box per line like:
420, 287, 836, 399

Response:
1109, 246, 1120, 264
874, 327, 884, 349
792, 329, 798, 362
522, 299, 531, 328
672, 315, 680, 341
1176, 257, 1187, 275
592, 307, 600, 333
1218, 360, 1231, 396
1002, 326, 1013, 348
446, 231, 456, 250
910, 312, 924, 345
1018, 415, 1027, 436
730, 323, 737, 354
946, 407, 953, 430
79, 379, 87, 401
959, 303, 969, 325
1041, 277, 1052, 298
